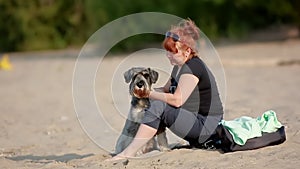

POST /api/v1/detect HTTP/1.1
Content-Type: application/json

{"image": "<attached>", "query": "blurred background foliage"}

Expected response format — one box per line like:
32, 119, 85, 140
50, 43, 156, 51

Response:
0, 0, 299, 52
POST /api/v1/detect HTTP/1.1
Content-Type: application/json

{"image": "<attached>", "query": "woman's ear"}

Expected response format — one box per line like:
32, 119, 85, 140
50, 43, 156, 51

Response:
185, 48, 192, 57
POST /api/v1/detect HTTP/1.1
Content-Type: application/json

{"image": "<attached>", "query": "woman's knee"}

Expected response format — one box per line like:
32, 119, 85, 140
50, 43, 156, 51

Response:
145, 100, 179, 126
149, 100, 165, 107
147, 100, 166, 115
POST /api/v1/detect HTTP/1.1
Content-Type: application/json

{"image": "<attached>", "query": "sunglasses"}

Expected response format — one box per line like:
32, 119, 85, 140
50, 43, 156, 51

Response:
165, 31, 180, 42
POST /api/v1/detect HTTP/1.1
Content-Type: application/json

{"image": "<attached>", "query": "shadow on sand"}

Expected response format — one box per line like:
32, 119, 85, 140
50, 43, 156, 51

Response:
6, 153, 94, 163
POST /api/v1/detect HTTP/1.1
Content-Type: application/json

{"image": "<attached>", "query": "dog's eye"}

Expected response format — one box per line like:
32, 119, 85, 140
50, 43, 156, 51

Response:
143, 73, 149, 79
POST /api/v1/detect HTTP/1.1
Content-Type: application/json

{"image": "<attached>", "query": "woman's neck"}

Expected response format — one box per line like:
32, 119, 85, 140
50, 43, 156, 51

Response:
175, 66, 181, 77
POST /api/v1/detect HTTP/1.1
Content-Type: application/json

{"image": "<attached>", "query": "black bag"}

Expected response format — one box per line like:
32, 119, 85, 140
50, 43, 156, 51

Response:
212, 125, 286, 153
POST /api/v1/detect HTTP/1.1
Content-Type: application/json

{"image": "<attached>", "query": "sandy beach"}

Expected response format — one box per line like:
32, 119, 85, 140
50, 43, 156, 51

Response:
1, 39, 300, 169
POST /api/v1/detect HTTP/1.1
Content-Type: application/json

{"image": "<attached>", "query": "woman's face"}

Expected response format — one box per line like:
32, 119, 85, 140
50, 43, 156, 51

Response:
166, 44, 187, 66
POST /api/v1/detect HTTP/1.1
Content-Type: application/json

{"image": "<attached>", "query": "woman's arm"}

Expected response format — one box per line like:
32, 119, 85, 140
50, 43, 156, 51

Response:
149, 74, 198, 107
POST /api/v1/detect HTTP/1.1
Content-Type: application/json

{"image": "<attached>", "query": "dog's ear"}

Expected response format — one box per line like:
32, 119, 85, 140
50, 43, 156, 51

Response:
124, 68, 135, 83
148, 68, 159, 84
124, 67, 144, 83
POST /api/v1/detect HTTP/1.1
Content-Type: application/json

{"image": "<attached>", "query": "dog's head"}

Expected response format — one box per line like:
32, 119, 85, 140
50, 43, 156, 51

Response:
124, 67, 159, 98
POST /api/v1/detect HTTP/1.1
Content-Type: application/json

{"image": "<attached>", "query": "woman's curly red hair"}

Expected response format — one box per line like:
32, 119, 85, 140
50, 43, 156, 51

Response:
162, 19, 200, 56
162, 37, 178, 54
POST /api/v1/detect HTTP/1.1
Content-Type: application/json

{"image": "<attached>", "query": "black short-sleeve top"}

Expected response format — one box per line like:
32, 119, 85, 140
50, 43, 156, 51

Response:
169, 57, 223, 116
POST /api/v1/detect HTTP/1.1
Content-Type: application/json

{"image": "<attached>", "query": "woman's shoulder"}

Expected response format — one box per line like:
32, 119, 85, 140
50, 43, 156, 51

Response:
186, 57, 206, 69
181, 57, 206, 77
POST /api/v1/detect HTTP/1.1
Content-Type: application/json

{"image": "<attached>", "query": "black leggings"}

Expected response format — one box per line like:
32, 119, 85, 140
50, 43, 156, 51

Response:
142, 100, 223, 144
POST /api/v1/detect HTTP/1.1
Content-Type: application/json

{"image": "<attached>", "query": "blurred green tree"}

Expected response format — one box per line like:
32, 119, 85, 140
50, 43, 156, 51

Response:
0, 0, 299, 52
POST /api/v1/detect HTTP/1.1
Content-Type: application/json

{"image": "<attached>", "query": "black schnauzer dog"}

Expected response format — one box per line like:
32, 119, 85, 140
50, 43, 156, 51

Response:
114, 67, 169, 155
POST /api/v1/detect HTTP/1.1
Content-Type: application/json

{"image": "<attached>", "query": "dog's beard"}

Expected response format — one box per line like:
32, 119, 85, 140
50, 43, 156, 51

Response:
132, 87, 150, 98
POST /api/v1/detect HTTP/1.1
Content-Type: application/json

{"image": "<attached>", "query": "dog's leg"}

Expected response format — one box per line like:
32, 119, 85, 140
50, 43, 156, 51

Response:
114, 119, 140, 154
115, 134, 132, 154
157, 131, 170, 152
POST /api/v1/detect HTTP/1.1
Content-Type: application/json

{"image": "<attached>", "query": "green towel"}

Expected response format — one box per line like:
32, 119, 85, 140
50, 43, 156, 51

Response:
220, 110, 282, 145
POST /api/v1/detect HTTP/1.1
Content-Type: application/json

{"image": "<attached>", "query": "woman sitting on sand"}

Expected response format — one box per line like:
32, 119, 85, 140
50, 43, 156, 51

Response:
108, 18, 224, 161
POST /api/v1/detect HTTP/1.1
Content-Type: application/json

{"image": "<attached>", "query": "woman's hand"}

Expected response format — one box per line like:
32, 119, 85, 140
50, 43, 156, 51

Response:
133, 89, 150, 98
148, 74, 198, 107
105, 153, 132, 162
